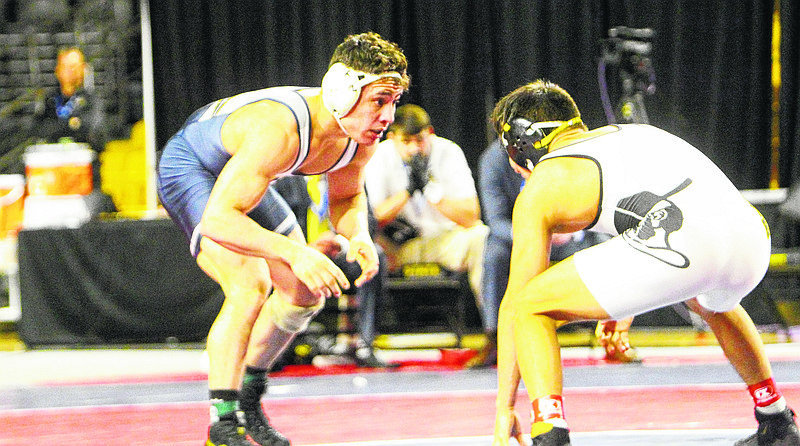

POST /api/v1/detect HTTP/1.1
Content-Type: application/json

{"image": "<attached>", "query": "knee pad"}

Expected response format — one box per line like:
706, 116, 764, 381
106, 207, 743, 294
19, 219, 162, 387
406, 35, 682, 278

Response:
264, 294, 324, 333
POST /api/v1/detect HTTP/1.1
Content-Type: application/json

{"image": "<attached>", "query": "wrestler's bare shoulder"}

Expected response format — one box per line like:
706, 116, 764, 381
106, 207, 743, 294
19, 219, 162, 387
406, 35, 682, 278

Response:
220, 101, 298, 154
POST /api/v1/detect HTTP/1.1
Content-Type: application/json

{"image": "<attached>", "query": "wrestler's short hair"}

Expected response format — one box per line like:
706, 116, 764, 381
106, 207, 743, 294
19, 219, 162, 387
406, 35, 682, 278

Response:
329, 32, 410, 89
491, 79, 584, 139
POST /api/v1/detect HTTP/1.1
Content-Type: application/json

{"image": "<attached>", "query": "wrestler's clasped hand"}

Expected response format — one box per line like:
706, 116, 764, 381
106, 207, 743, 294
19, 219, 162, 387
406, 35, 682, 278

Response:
290, 244, 350, 298
595, 316, 637, 362
347, 233, 380, 287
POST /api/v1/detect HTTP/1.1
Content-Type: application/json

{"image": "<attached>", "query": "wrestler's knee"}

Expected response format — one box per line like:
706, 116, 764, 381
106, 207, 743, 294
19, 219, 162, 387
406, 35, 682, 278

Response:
686, 297, 742, 323
509, 289, 546, 314
264, 293, 325, 333
510, 291, 579, 323
507, 291, 560, 326
215, 277, 273, 323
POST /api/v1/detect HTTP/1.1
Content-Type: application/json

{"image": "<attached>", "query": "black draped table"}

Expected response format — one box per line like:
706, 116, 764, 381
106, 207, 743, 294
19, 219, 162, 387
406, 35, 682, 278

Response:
17, 218, 223, 347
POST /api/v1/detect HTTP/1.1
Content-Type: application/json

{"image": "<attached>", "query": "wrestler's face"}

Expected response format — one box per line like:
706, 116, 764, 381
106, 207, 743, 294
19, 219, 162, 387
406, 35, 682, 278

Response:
340, 79, 404, 145
509, 157, 532, 179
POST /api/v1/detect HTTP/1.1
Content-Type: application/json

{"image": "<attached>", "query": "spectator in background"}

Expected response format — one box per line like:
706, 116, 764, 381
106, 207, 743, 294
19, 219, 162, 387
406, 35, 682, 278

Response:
467, 139, 522, 369
273, 175, 391, 368
36, 46, 107, 151
34, 46, 115, 214
364, 104, 488, 312
467, 139, 636, 369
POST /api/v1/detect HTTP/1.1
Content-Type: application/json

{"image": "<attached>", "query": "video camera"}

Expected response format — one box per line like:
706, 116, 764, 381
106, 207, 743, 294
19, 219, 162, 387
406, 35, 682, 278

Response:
598, 26, 656, 124
603, 26, 654, 60
602, 27, 656, 94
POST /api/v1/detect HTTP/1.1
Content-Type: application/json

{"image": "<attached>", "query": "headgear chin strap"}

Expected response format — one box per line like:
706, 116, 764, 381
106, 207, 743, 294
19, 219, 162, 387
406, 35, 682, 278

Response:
501, 116, 582, 170
321, 62, 402, 120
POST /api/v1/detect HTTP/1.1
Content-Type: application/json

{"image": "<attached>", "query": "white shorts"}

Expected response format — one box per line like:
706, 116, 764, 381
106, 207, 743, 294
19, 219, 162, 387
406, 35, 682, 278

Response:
574, 203, 770, 319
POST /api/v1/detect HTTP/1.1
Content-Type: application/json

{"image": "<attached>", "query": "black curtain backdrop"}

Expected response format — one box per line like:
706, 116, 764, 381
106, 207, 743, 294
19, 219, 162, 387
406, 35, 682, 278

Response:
149, 0, 798, 191
780, 0, 800, 187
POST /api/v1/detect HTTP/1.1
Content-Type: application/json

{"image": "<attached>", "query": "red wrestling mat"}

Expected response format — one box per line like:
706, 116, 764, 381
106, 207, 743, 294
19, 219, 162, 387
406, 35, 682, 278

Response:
265, 346, 800, 379
32, 346, 800, 386
2, 384, 799, 445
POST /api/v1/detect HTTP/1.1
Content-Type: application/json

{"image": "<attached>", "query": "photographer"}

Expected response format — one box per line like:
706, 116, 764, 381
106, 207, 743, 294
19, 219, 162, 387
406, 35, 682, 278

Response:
364, 104, 488, 307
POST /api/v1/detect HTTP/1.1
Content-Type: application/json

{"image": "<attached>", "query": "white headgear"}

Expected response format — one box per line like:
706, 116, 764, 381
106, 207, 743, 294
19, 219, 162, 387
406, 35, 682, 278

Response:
321, 62, 402, 119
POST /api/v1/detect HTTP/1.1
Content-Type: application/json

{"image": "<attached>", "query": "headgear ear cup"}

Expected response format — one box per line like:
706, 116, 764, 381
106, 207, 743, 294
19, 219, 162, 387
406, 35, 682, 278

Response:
501, 116, 582, 169
321, 63, 358, 119
502, 117, 548, 168
321, 62, 401, 119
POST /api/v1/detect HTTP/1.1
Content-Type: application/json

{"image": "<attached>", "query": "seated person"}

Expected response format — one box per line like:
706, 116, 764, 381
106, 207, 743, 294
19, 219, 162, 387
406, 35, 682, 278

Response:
35, 46, 107, 151
273, 175, 391, 368
364, 104, 488, 310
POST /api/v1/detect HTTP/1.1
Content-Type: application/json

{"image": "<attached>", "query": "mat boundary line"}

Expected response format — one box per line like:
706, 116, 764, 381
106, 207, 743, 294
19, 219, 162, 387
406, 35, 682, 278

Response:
307, 429, 757, 446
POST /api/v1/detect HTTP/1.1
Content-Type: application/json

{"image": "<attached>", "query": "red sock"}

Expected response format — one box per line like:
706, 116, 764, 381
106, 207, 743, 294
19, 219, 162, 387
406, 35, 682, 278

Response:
748, 378, 782, 408
532, 394, 566, 424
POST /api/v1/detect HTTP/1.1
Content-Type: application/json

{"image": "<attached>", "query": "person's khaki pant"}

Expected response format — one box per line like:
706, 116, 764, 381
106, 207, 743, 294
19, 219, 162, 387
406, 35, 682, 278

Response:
378, 223, 488, 304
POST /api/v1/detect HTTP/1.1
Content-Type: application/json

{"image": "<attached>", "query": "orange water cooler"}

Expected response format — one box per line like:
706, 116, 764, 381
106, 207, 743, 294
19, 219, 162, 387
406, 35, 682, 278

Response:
0, 174, 23, 322
22, 143, 95, 229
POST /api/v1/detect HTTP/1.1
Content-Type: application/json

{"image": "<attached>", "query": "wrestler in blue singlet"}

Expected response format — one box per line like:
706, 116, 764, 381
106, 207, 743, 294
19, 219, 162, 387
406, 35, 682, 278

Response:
157, 86, 358, 256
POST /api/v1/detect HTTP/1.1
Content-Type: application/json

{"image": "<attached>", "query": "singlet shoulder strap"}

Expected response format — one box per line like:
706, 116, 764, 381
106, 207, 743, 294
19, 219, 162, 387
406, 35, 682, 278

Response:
196, 86, 313, 176
271, 88, 312, 175
325, 139, 359, 173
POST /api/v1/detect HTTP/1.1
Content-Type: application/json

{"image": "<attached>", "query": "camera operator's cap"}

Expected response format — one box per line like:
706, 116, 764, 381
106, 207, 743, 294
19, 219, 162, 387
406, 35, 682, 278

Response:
388, 104, 431, 136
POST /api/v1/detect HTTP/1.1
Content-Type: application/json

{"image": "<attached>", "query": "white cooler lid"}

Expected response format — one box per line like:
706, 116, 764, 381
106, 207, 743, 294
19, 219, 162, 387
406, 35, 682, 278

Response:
23, 148, 96, 168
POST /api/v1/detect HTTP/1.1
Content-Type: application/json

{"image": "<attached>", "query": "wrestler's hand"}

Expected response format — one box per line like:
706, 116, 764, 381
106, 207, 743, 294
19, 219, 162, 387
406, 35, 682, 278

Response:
309, 232, 343, 258
289, 244, 350, 298
550, 232, 574, 246
595, 317, 636, 362
346, 232, 379, 287
492, 407, 526, 446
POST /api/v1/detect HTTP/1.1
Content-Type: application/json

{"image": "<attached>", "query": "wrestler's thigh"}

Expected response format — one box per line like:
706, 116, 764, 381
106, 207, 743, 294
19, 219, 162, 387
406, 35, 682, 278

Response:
197, 235, 318, 307
197, 236, 272, 297
513, 256, 611, 322
573, 236, 703, 320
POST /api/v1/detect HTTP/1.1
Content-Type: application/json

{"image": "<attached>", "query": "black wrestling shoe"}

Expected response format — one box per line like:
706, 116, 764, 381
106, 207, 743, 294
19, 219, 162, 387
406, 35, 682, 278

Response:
531, 426, 571, 446
735, 407, 800, 446
240, 374, 290, 445
206, 418, 252, 446
242, 407, 291, 446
